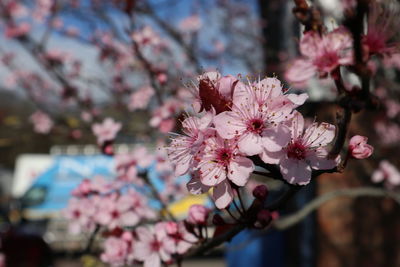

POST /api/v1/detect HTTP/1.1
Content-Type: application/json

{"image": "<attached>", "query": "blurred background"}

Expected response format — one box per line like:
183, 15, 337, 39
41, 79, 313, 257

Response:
0, 0, 399, 266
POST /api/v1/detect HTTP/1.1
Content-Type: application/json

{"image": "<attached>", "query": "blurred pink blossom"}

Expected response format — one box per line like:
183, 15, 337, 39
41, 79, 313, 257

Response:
134, 223, 174, 267
92, 117, 122, 145
372, 160, 400, 189
29, 110, 53, 134
128, 86, 154, 111
101, 232, 135, 267
285, 27, 353, 84
5, 22, 31, 38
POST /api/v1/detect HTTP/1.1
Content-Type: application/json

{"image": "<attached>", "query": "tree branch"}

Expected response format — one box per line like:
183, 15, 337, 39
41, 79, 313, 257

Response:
273, 187, 400, 230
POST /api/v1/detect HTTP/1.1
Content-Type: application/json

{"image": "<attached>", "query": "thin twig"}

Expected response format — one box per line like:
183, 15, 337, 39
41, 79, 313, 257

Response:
273, 187, 400, 230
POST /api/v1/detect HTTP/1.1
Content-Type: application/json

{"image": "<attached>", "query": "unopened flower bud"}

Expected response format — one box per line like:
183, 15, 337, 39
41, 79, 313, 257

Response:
349, 135, 373, 159
252, 185, 269, 201
187, 204, 210, 225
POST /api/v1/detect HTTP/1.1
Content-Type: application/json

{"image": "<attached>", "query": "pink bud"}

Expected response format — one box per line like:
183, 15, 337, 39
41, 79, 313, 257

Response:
187, 204, 210, 225
349, 135, 373, 159
252, 185, 269, 201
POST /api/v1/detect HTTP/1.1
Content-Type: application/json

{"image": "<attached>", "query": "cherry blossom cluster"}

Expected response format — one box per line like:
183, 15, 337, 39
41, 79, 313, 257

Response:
65, 176, 210, 266
167, 71, 343, 209
99, 218, 202, 267
63, 177, 156, 235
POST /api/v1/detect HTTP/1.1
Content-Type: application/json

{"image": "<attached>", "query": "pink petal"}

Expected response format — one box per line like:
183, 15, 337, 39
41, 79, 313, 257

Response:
186, 175, 210, 194
280, 158, 312, 185
300, 31, 322, 58
228, 156, 254, 186
212, 181, 233, 209
303, 122, 336, 147
287, 93, 308, 106
307, 149, 339, 170
261, 124, 291, 152
120, 211, 139, 227
200, 162, 226, 186
144, 254, 161, 267
259, 149, 283, 164
289, 111, 304, 140
213, 111, 246, 139
285, 59, 316, 84
238, 133, 264, 156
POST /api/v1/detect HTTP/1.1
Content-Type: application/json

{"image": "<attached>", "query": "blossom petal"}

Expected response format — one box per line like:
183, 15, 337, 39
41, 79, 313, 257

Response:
308, 149, 339, 170
280, 158, 312, 185
285, 59, 316, 84
303, 122, 336, 147
259, 149, 283, 164
186, 175, 210, 195
300, 31, 322, 58
212, 181, 233, 209
213, 111, 246, 139
261, 124, 291, 152
200, 162, 226, 186
238, 133, 264, 156
228, 156, 254, 186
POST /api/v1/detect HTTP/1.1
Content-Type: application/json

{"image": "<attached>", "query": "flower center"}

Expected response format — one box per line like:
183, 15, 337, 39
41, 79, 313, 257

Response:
247, 118, 264, 134
286, 141, 307, 160
216, 148, 232, 167
150, 240, 162, 252
314, 51, 339, 72
111, 210, 120, 219
73, 210, 81, 218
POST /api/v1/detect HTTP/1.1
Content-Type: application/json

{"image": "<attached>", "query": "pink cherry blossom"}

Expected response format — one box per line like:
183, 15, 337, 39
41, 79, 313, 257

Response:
115, 147, 155, 184
92, 117, 122, 145
128, 86, 154, 111
213, 89, 293, 156
374, 121, 400, 145
63, 197, 97, 234
372, 160, 400, 189
187, 134, 254, 209
134, 223, 174, 267
262, 112, 338, 185
164, 221, 198, 254
187, 204, 210, 225
285, 27, 353, 84
29, 110, 53, 134
233, 77, 307, 108
101, 232, 134, 267
348, 135, 374, 159
150, 99, 182, 133
71, 178, 92, 197
5, 22, 31, 38
95, 193, 140, 230
167, 112, 213, 176
122, 189, 157, 220
362, 0, 400, 56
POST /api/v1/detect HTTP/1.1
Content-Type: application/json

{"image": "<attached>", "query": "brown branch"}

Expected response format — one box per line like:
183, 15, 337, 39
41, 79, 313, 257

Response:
329, 107, 352, 159
273, 187, 400, 230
